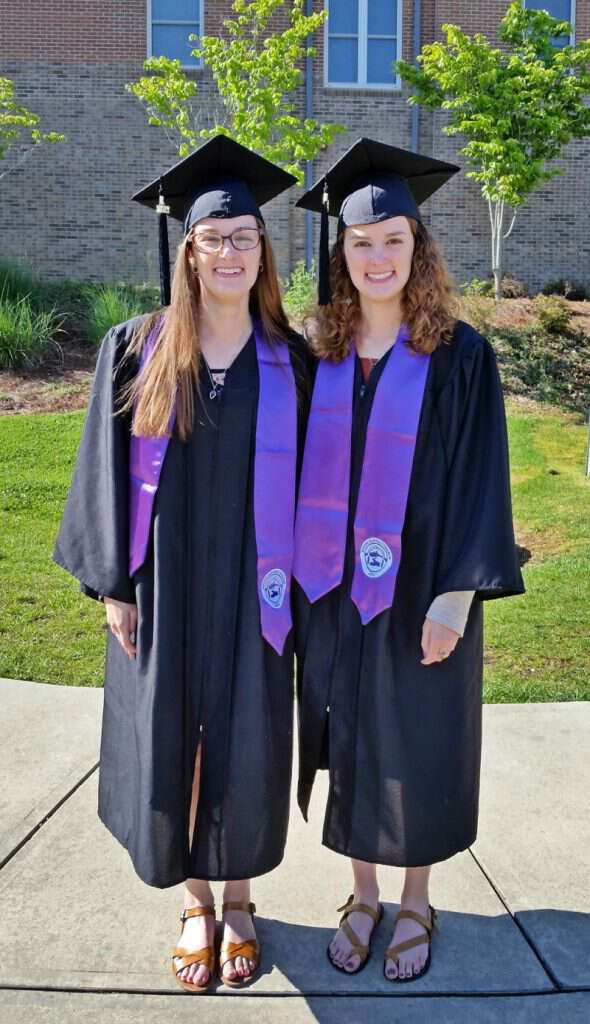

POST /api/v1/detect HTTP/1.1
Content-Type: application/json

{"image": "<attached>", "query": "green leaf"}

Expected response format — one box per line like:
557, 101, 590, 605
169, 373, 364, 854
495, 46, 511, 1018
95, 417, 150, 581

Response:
125, 0, 341, 178
1, 76, 64, 167
396, 1, 590, 286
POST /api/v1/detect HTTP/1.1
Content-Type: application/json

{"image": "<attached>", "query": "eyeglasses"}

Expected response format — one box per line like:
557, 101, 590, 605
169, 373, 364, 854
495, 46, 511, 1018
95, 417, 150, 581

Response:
191, 227, 264, 254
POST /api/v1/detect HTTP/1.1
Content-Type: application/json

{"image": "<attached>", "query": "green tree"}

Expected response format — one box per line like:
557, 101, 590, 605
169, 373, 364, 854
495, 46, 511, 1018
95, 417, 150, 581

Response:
127, 0, 343, 184
0, 77, 64, 180
125, 56, 199, 157
396, 2, 590, 299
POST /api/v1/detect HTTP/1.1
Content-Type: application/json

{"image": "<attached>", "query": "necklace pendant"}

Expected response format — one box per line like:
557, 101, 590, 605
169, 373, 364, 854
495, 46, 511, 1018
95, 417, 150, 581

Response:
209, 388, 217, 400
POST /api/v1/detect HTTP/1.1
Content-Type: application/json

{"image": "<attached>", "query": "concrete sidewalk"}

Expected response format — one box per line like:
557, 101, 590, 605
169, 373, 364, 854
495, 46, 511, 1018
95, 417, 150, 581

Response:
0, 677, 588, 1023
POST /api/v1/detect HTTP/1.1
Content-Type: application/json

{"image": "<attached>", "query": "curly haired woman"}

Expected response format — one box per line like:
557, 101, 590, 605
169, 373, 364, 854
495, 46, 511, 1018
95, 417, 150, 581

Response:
293, 139, 524, 983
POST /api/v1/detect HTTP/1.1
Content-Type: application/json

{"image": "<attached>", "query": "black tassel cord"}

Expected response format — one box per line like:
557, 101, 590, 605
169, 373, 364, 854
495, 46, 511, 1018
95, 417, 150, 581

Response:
156, 180, 171, 307
318, 178, 332, 306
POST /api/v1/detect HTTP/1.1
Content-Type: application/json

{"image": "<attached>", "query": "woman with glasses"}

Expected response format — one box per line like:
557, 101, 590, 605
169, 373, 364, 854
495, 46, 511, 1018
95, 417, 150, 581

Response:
54, 137, 308, 993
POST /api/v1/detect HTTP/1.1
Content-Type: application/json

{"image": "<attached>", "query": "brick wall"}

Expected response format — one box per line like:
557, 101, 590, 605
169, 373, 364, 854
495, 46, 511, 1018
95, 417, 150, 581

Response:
0, 0, 294, 284
0, 0, 589, 294
0, 1, 147, 61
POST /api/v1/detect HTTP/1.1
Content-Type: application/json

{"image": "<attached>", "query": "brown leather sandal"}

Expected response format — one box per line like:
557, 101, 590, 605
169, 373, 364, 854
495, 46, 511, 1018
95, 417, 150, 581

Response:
384, 905, 438, 983
171, 904, 216, 994
327, 894, 384, 975
219, 900, 260, 988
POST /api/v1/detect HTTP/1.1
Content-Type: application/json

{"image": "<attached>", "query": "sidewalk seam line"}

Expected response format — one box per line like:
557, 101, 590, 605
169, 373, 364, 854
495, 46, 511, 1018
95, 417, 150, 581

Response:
468, 847, 562, 992
0, 763, 99, 874
0, 984, 587, 999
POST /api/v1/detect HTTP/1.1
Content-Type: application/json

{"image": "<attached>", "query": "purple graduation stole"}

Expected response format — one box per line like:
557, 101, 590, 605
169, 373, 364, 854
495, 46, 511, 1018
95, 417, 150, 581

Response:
129, 322, 297, 655
129, 322, 173, 579
253, 331, 297, 654
293, 326, 430, 624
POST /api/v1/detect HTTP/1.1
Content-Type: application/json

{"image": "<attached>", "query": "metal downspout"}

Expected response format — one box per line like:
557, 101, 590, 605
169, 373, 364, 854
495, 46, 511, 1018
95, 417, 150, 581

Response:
411, 0, 422, 151
305, 0, 314, 270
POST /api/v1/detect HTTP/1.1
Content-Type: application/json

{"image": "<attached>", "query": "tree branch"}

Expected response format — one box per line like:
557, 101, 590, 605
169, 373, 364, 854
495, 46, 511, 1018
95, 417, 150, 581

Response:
503, 212, 517, 240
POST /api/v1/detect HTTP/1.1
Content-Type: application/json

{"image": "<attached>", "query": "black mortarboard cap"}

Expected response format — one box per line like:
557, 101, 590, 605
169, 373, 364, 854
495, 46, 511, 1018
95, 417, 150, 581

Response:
296, 137, 460, 305
132, 134, 297, 305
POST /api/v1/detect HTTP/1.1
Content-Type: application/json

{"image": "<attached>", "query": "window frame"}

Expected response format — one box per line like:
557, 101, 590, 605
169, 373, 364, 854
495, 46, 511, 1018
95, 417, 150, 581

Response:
523, 0, 576, 45
146, 0, 204, 71
323, 0, 403, 91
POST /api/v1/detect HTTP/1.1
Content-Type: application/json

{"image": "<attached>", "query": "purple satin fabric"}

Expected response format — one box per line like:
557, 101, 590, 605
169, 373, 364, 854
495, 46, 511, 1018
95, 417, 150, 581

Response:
293, 325, 430, 624
128, 322, 297, 655
254, 328, 297, 655
350, 327, 430, 623
293, 352, 355, 601
129, 323, 174, 576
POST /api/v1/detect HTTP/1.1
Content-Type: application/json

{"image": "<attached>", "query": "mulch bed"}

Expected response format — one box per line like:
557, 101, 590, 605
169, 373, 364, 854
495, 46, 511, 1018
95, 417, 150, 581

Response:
0, 342, 95, 415
1, 298, 589, 416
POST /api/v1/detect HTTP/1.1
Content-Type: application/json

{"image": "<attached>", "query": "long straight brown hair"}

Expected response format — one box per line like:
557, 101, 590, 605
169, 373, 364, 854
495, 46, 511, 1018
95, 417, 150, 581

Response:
119, 220, 296, 440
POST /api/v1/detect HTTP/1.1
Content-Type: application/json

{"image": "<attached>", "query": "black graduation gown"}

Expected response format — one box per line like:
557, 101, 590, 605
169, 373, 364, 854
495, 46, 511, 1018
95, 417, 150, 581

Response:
54, 316, 308, 888
294, 320, 525, 868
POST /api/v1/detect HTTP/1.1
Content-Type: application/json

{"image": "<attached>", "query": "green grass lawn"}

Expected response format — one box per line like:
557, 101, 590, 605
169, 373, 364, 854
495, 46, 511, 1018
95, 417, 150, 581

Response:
1, 402, 588, 698
483, 406, 589, 701
0, 412, 106, 686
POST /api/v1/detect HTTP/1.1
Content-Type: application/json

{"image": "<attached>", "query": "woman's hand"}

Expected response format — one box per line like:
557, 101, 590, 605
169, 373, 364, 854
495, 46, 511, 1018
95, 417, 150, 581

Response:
104, 598, 137, 659
420, 618, 460, 666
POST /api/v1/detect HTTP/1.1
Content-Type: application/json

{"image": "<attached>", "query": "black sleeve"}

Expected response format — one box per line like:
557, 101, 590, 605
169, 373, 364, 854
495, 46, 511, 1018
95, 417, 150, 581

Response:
287, 328, 316, 407
53, 325, 137, 603
287, 329, 317, 481
434, 333, 525, 601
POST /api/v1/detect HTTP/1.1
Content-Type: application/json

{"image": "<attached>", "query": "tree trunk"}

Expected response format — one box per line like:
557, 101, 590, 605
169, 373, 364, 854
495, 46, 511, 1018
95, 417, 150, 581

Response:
489, 199, 504, 301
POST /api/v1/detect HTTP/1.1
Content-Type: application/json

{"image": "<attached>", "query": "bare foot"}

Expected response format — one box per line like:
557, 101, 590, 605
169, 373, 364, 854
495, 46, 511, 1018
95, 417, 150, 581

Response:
174, 899, 215, 989
384, 895, 433, 981
221, 907, 258, 982
328, 890, 381, 973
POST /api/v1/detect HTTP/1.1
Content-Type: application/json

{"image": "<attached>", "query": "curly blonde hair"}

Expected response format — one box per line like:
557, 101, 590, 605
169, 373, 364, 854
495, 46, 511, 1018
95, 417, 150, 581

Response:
307, 219, 459, 362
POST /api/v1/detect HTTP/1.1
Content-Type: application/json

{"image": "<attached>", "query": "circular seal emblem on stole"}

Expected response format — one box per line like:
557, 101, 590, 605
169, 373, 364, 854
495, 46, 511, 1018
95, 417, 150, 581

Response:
360, 537, 393, 579
261, 568, 287, 609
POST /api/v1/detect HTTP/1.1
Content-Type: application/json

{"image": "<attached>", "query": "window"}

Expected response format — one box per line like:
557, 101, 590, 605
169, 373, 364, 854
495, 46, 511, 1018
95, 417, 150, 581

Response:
325, 0, 402, 89
148, 0, 203, 69
523, 1, 575, 46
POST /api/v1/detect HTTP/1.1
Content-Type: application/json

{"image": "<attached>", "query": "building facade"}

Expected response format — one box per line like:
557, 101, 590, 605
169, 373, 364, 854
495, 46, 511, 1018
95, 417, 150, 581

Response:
0, 0, 588, 292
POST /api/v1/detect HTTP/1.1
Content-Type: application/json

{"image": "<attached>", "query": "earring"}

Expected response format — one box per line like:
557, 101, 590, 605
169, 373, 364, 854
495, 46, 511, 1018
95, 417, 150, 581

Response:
259, 263, 263, 273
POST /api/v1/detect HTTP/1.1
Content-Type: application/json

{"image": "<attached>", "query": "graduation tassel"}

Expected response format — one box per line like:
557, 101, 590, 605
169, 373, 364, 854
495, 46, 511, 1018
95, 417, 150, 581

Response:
156, 179, 171, 307
318, 178, 332, 306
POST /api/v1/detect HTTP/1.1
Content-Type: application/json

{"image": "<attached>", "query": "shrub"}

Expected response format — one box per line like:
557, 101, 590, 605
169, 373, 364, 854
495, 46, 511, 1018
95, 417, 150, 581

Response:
501, 276, 528, 298
0, 290, 61, 369
0, 262, 89, 338
283, 260, 317, 323
492, 324, 562, 403
533, 295, 572, 334
462, 275, 527, 299
460, 277, 494, 297
0, 261, 39, 304
0, 262, 160, 345
84, 285, 152, 345
461, 296, 494, 336
0, 261, 74, 314
541, 278, 588, 301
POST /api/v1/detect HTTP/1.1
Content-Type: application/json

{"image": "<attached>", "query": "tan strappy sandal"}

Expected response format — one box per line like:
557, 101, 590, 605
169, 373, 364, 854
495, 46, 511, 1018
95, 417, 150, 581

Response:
219, 900, 260, 989
384, 905, 438, 983
327, 894, 384, 975
171, 904, 216, 994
